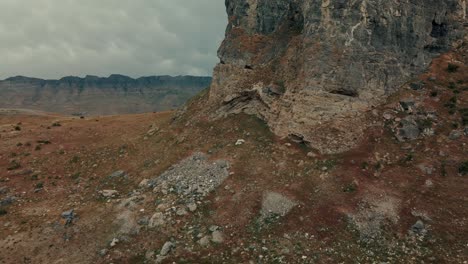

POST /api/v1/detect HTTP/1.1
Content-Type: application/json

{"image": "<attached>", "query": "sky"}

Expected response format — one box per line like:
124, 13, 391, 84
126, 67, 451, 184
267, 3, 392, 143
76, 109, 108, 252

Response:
0, 0, 227, 79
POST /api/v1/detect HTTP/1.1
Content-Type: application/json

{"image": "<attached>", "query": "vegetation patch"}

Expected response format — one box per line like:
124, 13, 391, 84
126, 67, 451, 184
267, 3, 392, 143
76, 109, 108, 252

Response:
459, 161, 468, 176
7, 161, 21, 171
447, 63, 459, 73
343, 182, 358, 193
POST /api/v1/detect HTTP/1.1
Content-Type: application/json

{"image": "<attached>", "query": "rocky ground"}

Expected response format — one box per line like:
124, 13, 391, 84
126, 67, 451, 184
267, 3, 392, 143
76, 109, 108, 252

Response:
0, 52, 467, 263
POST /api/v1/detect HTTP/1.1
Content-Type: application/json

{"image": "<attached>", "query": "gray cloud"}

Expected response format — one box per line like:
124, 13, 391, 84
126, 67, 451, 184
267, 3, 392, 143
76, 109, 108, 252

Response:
0, 0, 227, 79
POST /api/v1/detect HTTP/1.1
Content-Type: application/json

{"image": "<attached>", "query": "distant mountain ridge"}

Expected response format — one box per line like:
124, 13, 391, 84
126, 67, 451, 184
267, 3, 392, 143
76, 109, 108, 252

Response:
0, 74, 211, 115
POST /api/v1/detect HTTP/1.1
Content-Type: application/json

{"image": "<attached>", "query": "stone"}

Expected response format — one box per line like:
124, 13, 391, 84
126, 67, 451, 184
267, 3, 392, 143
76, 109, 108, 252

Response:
61, 209, 75, 225
137, 216, 150, 226
149, 212, 165, 228
209, 225, 219, 232
425, 180, 434, 187
110, 238, 119, 247
176, 207, 188, 216
306, 152, 317, 158
417, 164, 434, 175
199, 236, 211, 247
108, 170, 128, 179
449, 130, 462, 140
235, 139, 245, 146
260, 192, 297, 219
146, 125, 160, 136
383, 113, 393, 120
187, 203, 197, 212
98, 249, 108, 257
100, 190, 119, 198
145, 250, 155, 260
211, 231, 224, 243
160, 241, 174, 256
411, 220, 426, 235
139, 179, 150, 188
397, 117, 420, 141
399, 98, 415, 111
0, 196, 16, 206
0, 186, 8, 195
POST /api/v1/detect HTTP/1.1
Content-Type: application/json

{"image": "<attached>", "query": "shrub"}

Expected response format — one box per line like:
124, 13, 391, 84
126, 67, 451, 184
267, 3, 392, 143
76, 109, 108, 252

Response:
447, 63, 459, 73
343, 182, 358, 193
459, 162, 468, 176
7, 161, 21, 171
459, 108, 468, 126
448, 82, 456, 89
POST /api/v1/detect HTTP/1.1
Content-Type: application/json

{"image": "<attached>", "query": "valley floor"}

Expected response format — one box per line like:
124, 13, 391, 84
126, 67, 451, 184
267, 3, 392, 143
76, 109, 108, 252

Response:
0, 50, 467, 263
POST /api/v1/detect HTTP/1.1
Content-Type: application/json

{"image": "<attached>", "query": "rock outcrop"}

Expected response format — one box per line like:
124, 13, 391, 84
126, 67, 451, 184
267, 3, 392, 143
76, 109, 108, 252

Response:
0, 75, 211, 116
209, 0, 467, 153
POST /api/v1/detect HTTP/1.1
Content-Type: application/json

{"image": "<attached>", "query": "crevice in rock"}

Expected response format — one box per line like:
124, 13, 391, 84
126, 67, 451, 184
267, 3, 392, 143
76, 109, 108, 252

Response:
329, 89, 359, 97
430, 19, 448, 38
288, 133, 310, 146
221, 89, 270, 114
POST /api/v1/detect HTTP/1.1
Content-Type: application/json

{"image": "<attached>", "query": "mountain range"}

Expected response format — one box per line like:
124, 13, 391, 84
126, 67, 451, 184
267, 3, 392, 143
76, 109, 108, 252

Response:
0, 74, 211, 115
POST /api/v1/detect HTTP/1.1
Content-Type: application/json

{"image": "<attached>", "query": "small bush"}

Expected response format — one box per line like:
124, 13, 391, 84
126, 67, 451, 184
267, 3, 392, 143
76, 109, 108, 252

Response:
441, 161, 448, 177
7, 161, 21, 171
343, 182, 358, 193
447, 63, 459, 73
459, 108, 468, 126
70, 156, 80, 163
361, 162, 369, 170
0, 208, 7, 216
417, 119, 433, 130
14, 126, 21, 131
459, 162, 468, 176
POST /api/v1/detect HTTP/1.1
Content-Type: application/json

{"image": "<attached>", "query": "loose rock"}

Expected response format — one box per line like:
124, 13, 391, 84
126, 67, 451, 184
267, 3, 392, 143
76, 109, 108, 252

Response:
61, 209, 75, 225
211, 230, 224, 243
108, 170, 128, 179
160, 241, 174, 256
100, 190, 119, 198
149, 212, 165, 228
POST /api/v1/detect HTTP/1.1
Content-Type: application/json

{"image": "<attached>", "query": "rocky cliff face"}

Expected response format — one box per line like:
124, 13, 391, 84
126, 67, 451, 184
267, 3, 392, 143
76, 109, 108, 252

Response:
0, 75, 211, 116
210, 0, 467, 153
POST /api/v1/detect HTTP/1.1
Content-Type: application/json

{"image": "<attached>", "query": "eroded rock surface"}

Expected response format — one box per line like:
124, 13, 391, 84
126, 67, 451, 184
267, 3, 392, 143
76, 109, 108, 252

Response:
209, 0, 467, 153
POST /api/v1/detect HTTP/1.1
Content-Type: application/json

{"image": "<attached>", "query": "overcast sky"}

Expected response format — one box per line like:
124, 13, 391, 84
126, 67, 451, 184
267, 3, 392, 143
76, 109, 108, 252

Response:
0, 0, 227, 79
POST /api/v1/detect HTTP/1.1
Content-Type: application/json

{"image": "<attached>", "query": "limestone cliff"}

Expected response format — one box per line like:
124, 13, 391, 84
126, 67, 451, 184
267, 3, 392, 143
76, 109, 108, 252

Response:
0, 75, 211, 116
209, 0, 467, 153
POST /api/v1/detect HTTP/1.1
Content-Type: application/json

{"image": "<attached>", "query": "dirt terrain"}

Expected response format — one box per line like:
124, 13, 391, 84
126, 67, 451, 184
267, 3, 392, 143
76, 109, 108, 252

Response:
0, 51, 467, 263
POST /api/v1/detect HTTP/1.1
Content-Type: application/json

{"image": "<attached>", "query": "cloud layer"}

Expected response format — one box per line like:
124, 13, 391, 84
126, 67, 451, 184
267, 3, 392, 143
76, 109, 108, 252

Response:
0, 0, 227, 79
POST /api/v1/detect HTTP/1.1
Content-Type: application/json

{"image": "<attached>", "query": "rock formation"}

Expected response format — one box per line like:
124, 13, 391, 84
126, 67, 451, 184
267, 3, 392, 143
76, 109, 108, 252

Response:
209, 0, 467, 153
0, 75, 211, 116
